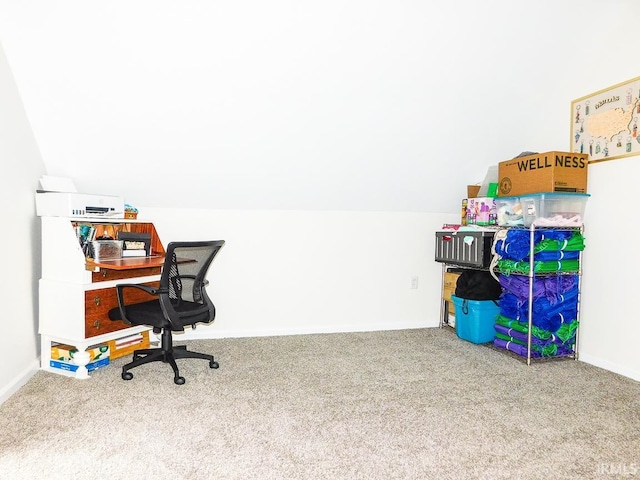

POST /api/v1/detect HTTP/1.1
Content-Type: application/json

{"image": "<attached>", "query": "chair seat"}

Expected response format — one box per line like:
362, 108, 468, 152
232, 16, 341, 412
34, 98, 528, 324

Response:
110, 300, 164, 327
109, 299, 213, 329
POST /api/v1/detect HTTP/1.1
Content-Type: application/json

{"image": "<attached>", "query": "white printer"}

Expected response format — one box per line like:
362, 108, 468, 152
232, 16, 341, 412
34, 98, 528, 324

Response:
35, 176, 125, 218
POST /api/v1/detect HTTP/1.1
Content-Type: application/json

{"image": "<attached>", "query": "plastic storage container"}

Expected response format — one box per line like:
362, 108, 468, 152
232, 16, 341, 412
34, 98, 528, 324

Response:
434, 231, 496, 268
495, 196, 524, 226
520, 193, 590, 227
451, 295, 499, 344
91, 240, 123, 261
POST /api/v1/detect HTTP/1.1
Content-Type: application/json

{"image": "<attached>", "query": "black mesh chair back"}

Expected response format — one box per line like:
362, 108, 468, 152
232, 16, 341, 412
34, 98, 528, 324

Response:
160, 242, 223, 331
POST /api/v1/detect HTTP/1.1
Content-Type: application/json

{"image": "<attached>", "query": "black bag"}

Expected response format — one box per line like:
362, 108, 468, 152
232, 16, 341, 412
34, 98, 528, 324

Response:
454, 270, 502, 301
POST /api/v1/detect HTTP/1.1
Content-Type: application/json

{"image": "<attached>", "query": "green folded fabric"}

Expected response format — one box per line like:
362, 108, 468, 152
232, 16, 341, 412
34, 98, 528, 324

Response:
495, 315, 529, 334
495, 315, 551, 339
556, 320, 579, 343
495, 315, 579, 343
497, 259, 580, 274
534, 231, 585, 253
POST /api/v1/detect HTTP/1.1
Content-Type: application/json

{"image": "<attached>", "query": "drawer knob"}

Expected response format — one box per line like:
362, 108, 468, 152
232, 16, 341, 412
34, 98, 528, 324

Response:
94, 297, 101, 306
101, 270, 108, 278
93, 320, 101, 329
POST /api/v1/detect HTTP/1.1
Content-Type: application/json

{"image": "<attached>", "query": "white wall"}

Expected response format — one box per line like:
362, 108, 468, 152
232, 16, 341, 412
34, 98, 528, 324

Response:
579, 158, 640, 380
0, 43, 46, 403
141, 208, 457, 339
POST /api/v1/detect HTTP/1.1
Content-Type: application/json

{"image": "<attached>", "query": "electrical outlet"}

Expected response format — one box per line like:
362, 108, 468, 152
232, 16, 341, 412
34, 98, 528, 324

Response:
411, 276, 419, 289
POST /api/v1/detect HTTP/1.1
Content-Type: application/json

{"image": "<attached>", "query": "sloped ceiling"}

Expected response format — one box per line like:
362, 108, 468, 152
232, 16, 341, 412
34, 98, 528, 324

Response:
0, 1, 629, 212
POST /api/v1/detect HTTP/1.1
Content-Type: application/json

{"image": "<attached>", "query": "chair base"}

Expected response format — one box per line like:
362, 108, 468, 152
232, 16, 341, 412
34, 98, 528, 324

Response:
121, 329, 219, 385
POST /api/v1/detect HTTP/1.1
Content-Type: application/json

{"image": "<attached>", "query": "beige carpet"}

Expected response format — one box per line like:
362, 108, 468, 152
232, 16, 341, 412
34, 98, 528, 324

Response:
0, 327, 638, 480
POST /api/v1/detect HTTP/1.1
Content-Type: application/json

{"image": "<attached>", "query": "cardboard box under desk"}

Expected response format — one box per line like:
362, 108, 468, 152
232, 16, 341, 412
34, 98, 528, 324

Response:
50, 343, 110, 373
50, 357, 109, 373
51, 343, 110, 362
498, 151, 588, 197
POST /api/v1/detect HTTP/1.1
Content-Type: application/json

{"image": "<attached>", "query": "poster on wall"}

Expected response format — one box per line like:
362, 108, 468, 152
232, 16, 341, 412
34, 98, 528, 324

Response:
571, 75, 640, 164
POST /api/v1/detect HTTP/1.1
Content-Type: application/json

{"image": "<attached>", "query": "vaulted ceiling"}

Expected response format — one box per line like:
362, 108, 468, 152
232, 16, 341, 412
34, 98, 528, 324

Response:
0, 1, 631, 212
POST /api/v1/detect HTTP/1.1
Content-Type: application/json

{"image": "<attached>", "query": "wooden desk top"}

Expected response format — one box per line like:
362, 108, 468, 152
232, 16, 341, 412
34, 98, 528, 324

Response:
86, 255, 166, 271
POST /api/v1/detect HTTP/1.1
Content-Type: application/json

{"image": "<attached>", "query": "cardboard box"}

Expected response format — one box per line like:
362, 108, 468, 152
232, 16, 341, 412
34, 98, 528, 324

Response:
467, 185, 481, 198
443, 271, 461, 303
497, 151, 588, 197
461, 199, 468, 225
50, 357, 110, 373
51, 343, 110, 362
50, 342, 110, 373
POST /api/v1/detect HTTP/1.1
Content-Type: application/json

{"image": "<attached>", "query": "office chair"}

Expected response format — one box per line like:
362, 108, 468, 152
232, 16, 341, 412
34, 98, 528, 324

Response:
108, 240, 225, 384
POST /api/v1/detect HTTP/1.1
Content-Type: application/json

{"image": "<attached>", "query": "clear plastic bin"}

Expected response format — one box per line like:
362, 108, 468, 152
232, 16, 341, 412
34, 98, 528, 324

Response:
520, 193, 590, 227
91, 240, 123, 261
495, 196, 524, 226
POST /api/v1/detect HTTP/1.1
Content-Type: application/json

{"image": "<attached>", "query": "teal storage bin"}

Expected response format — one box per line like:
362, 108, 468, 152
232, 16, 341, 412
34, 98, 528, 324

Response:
451, 295, 499, 344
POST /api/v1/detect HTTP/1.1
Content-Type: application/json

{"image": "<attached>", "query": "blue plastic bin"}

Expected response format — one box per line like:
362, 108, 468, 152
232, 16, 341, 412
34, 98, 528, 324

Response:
451, 295, 499, 344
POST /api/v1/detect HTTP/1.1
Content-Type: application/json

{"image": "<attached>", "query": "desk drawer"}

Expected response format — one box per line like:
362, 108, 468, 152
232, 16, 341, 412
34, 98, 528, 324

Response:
85, 281, 159, 337
435, 231, 495, 268
91, 266, 161, 283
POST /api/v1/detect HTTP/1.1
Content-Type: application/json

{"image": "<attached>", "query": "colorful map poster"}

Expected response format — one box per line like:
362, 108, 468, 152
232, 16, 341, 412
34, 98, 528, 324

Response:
571, 75, 640, 163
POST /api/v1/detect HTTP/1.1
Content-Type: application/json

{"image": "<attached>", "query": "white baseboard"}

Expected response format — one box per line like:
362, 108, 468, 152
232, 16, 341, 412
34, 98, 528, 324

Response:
0, 359, 40, 406
173, 320, 439, 340
579, 354, 640, 382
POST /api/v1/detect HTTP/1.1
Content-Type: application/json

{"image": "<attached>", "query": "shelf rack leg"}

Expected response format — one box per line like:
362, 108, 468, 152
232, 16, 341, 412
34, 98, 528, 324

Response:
439, 263, 446, 328
527, 225, 535, 366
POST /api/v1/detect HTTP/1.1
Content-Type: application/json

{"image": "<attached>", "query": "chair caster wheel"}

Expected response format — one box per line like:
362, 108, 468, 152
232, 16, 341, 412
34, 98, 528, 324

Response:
122, 371, 133, 381
174, 376, 186, 385
210, 361, 219, 369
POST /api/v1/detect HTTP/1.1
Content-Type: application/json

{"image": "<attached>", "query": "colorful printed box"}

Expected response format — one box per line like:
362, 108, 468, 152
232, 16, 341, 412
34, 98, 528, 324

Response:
49, 357, 110, 373
50, 343, 110, 362
464, 197, 497, 226
50, 343, 110, 372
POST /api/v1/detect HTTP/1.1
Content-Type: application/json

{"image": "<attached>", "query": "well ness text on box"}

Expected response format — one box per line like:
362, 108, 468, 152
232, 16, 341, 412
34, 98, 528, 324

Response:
498, 151, 588, 197
511, 153, 587, 171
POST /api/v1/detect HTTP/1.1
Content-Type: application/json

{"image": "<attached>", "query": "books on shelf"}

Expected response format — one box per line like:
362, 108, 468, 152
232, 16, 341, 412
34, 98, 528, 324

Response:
75, 224, 97, 243
121, 239, 149, 257
115, 333, 145, 350
75, 224, 97, 256
118, 233, 151, 256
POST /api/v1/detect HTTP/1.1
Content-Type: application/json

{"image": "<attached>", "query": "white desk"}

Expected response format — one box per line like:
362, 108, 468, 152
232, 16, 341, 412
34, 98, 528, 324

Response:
39, 216, 165, 379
